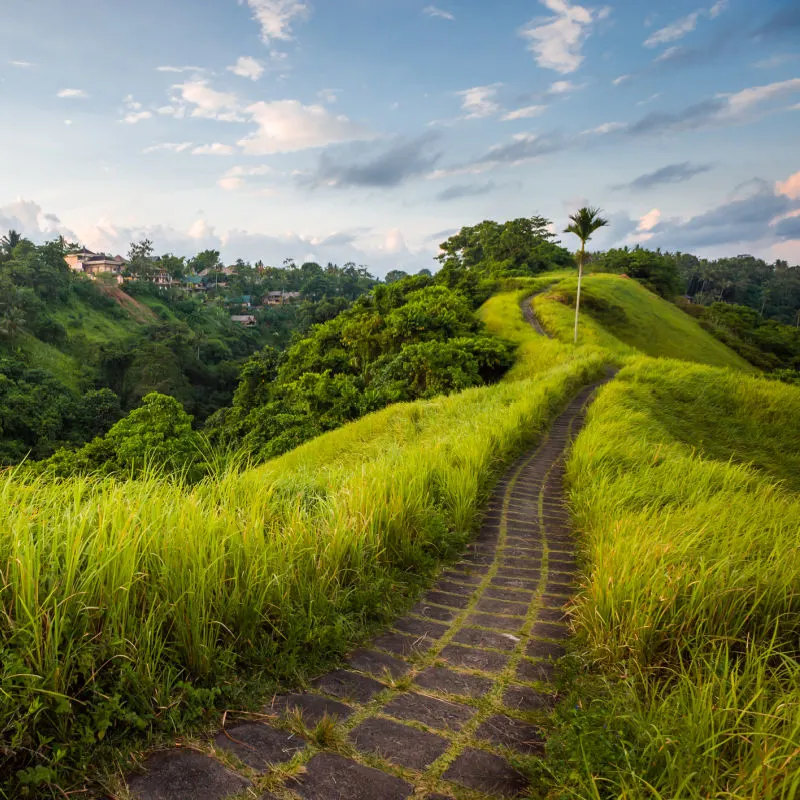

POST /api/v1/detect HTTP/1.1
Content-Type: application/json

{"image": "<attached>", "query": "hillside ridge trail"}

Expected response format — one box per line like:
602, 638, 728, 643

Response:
521, 290, 553, 338
122, 373, 611, 800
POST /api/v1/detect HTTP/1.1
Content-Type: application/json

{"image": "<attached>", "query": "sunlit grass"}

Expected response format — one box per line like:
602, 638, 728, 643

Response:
554, 358, 800, 799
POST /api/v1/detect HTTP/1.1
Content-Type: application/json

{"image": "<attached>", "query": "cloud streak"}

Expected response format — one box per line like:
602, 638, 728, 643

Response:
613, 162, 713, 191
423, 5, 455, 20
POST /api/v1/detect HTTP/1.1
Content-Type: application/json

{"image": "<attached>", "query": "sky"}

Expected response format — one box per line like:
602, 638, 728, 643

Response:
1, 0, 799, 276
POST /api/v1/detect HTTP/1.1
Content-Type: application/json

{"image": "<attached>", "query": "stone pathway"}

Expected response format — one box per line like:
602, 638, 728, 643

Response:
124, 384, 603, 800
520, 292, 552, 338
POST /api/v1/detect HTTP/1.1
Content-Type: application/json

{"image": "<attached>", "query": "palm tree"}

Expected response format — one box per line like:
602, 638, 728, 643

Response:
564, 206, 609, 344
0, 229, 22, 257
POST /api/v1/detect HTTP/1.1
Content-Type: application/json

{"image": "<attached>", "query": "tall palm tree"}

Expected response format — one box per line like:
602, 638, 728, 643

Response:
564, 206, 609, 344
0, 229, 22, 257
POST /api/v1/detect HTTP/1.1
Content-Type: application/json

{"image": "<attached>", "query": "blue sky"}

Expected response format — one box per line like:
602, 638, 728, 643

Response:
1, 0, 798, 275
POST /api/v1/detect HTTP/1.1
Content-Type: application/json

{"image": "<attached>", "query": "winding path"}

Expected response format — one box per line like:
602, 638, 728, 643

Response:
123, 380, 606, 800
520, 291, 552, 339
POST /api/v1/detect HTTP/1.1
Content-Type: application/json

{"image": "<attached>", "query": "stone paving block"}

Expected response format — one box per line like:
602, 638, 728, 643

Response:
350, 717, 449, 770
531, 621, 569, 639
383, 691, 476, 731
373, 631, 434, 656
491, 576, 540, 590
442, 570, 483, 584
517, 658, 556, 683
312, 669, 386, 703
432, 579, 476, 596
293, 752, 412, 800
495, 566, 542, 579
466, 612, 525, 633
394, 616, 449, 639
475, 597, 530, 617
476, 714, 545, 755
348, 648, 411, 679
440, 643, 510, 673
484, 585, 534, 602
410, 601, 457, 622
545, 581, 575, 595
127, 749, 251, 800
504, 547, 543, 559
214, 722, 305, 771
267, 693, 353, 725
460, 553, 494, 565
452, 562, 491, 576
525, 639, 566, 660
540, 593, 568, 608
550, 557, 577, 570
452, 627, 520, 651
538, 606, 569, 623
425, 590, 471, 609
502, 684, 557, 712
443, 747, 528, 797
415, 666, 493, 698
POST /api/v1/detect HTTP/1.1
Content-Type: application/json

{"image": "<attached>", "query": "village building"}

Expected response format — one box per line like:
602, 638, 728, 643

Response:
64, 248, 127, 283
264, 290, 302, 306
230, 314, 257, 327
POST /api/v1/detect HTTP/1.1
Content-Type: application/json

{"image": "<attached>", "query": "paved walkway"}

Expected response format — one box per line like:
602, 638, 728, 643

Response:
125, 385, 601, 800
520, 292, 552, 338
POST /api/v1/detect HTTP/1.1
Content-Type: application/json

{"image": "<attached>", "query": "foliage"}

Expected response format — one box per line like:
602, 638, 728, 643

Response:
436, 216, 573, 277
206, 281, 515, 461
0, 348, 604, 795
589, 245, 683, 298
554, 360, 800, 798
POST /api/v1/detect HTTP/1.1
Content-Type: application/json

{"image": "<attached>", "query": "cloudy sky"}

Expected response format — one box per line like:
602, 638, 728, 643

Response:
1, 0, 799, 275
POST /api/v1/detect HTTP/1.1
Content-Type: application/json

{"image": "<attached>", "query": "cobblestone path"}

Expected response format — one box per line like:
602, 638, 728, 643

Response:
125, 383, 603, 800
520, 293, 552, 338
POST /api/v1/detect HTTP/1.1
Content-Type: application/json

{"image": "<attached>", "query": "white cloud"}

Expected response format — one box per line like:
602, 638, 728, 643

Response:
218, 177, 244, 191
318, 88, 339, 104
122, 111, 153, 124
57, 88, 88, 99
423, 5, 455, 20
241, 0, 309, 43
638, 208, 661, 231
9, 60, 34, 68
457, 84, 502, 118
644, 11, 700, 46
709, 0, 727, 18
228, 56, 265, 81
755, 54, 800, 69
519, 0, 606, 74
549, 80, 581, 93
172, 80, 244, 122
192, 143, 236, 156
239, 100, 373, 154
0, 199, 77, 242
219, 163, 274, 191
655, 46, 681, 62
582, 121, 625, 135
501, 105, 546, 121
156, 65, 205, 73
64, 120, 73, 126
612, 74, 630, 85
776, 170, 800, 200
142, 142, 194, 154
645, 2, 728, 48
636, 92, 662, 106
720, 78, 800, 120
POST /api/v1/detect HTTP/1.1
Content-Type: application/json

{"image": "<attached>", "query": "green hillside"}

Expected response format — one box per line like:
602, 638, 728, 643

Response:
534, 272, 755, 370
2, 222, 798, 798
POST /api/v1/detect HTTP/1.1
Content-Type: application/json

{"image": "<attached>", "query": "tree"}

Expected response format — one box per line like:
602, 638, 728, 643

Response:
564, 207, 609, 344
127, 238, 156, 278
0, 229, 23, 259
385, 269, 409, 284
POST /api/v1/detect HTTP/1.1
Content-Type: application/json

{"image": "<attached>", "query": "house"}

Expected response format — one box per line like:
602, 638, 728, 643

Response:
183, 275, 206, 291
264, 291, 302, 306
153, 270, 173, 288
65, 248, 127, 283
226, 295, 253, 308
231, 314, 257, 327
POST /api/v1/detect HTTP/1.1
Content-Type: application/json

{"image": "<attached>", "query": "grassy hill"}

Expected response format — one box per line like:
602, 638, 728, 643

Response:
533, 272, 755, 370
2, 263, 798, 797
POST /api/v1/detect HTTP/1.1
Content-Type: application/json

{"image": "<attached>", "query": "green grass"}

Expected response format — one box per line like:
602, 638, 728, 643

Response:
553, 358, 800, 799
0, 303, 606, 794
534, 273, 755, 371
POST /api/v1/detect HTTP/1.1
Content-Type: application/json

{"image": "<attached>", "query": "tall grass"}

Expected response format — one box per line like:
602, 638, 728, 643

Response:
533, 273, 755, 371
554, 359, 800, 799
0, 319, 605, 793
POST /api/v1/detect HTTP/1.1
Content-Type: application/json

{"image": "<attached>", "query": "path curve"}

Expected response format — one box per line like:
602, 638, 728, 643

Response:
124, 384, 607, 800
521, 291, 552, 338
